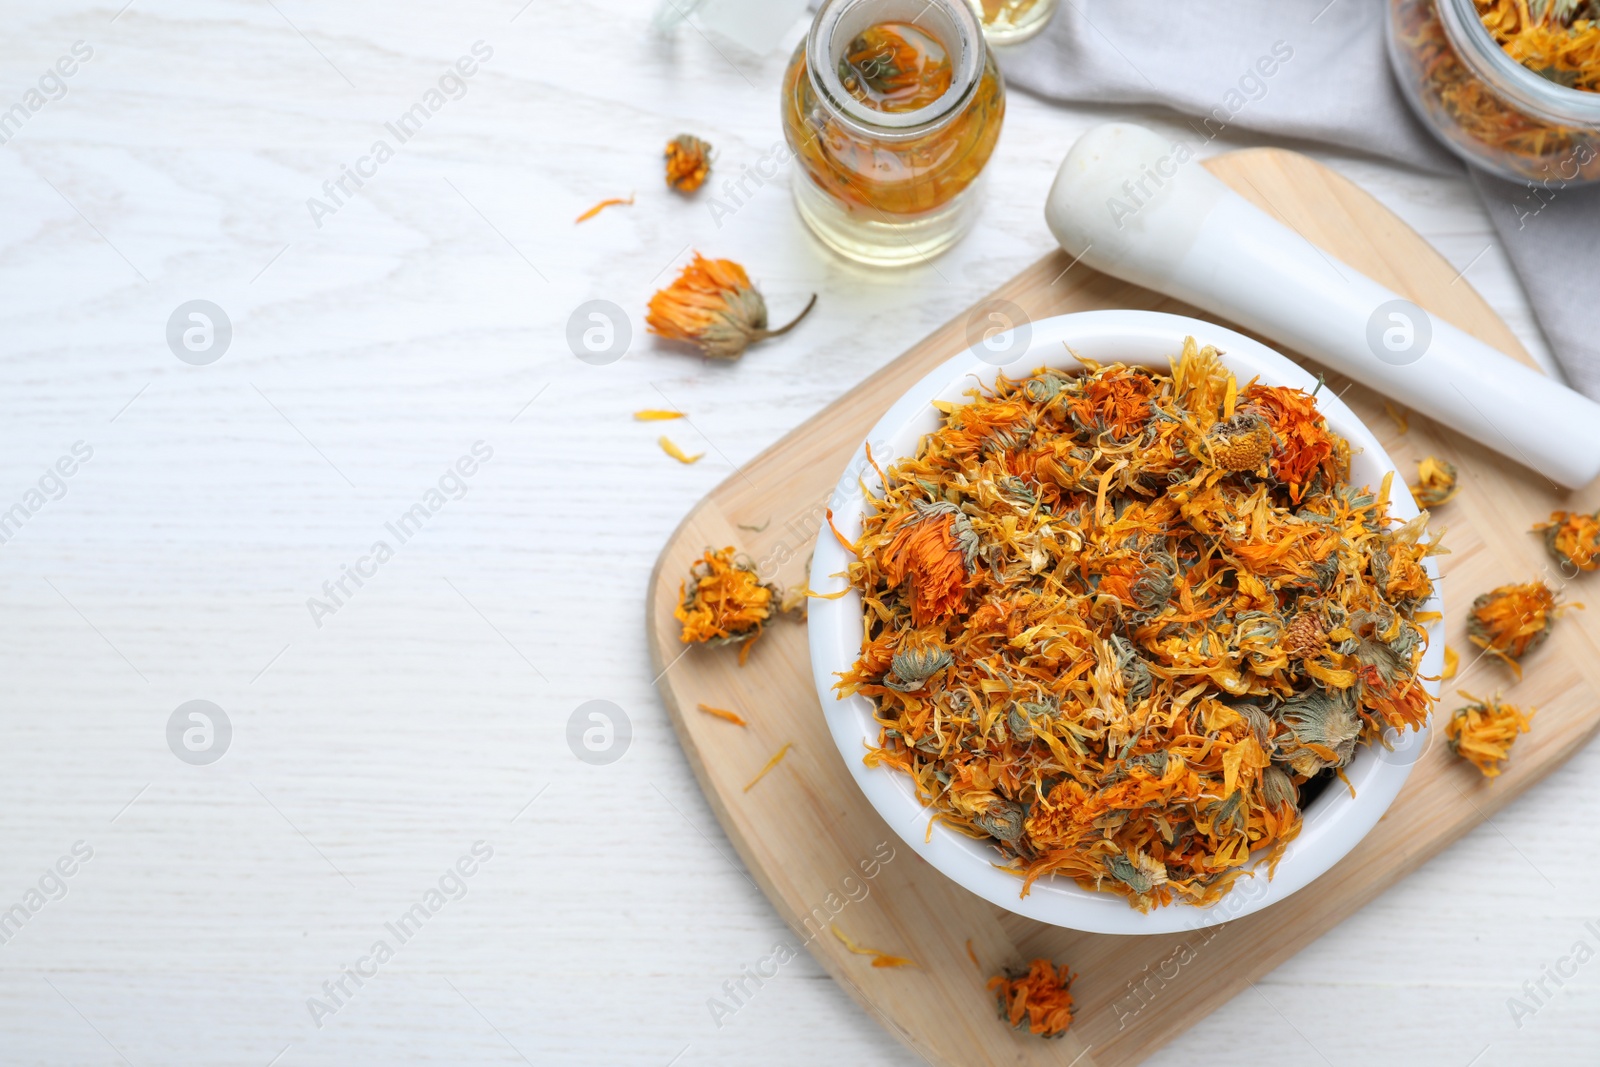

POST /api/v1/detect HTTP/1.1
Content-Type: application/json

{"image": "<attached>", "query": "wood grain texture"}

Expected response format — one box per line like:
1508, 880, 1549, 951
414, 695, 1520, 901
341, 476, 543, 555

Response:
646, 148, 1600, 1067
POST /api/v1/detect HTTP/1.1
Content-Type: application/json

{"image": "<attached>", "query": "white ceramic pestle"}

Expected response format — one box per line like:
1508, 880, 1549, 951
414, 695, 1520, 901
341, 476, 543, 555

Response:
1044, 123, 1600, 490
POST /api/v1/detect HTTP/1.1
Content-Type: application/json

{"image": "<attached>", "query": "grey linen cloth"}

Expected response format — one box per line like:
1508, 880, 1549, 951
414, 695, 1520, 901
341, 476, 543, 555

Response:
1000, 0, 1600, 397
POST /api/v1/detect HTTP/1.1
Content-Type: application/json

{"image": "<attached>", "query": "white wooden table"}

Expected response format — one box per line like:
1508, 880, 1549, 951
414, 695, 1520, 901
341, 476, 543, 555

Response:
1, 1, 1593, 1064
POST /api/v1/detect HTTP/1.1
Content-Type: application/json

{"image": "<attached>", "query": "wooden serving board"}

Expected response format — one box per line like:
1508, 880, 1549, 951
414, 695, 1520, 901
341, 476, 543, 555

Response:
645, 148, 1600, 1066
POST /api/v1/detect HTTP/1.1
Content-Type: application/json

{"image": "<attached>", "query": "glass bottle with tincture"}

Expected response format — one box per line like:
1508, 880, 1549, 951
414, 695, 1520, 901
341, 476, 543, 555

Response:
782, 0, 1006, 266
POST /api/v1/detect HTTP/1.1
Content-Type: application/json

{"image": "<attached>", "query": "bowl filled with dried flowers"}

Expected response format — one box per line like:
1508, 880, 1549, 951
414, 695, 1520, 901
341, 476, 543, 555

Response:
808, 309, 1445, 935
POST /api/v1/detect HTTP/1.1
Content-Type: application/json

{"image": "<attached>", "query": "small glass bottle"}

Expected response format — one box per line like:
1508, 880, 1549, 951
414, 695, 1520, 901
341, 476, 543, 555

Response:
967, 0, 1059, 47
782, 0, 1005, 266
1387, 0, 1600, 185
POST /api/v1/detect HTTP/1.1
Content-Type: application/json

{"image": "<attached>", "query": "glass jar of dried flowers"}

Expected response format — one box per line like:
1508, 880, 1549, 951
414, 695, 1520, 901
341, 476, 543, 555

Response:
782, 0, 1005, 266
1388, 0, 1600, 185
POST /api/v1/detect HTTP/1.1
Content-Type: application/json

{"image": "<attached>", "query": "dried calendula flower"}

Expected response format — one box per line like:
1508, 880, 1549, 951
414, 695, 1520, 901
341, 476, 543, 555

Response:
647, 253, 816, 360
676, 547, 777, 657
988, 958, 1075, 1038
1238, 381, 1350, 503
884, 642, 952, 692
1411, 456, 1459, 508
842, 339, 1441, 911
1534, 509, 1600, 573
664, 134, 713, 193
1466, 580, 1575, 674
1444, 692, 1533, 778
1276, 686, 1363, 777
883, 504, 973, 626
1205, 411, 1274, 472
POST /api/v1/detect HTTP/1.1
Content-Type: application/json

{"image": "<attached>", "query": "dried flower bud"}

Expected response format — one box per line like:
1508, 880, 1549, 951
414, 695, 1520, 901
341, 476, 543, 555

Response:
675, 547, 777, 658
1202, 790, 1245, 834
1534, 509, 1600, 573
1023, 374, 1066, 403
883, 507, 971, 625
1106, 849, 1168, 895
1444, 692, 1532, 778
664, 134, 713, 193
1232, 610, 1287, 674
1066, 369, 1157, 441
1262, 765, 1298, 810
884, 644, 952, 692
1275, 685, 1361, 776
1283, 611, 1327, 657
1206, 411, 1274, 471
1233, 700, 1277, 751
1467, 581, 1572, 673
1410, 456, 1459, 508
1007, 695, 1059, 741
988, 957, 1075, 1038
646, 253, 816, 360
971, 795, 1025, 842
1239, 383, 1348, 503
1129, 549, 1177, 614
1134, 750, 1172, 778
1351, 609, 1415, 687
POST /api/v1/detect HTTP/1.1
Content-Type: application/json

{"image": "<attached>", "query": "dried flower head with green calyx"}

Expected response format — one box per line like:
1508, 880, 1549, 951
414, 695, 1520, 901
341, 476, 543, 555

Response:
1106, 850, 1168, 895
1410, 456, 1458, 508
1232, 610, 1287, 675
1205, 410, 1274, 472
912, 498, 982, 569
885, 644, 953, 692
1275, 684, 1362, 776
1129, 548, 1178, 615
1261, 765, 1299, 810
646, 253, 816, 361
1007, 694, 1062, 741
1231, 699, 1278, 751
1109, 634, 1154, 702
1202, 789, 1246, 835
1466, 581, 1568, 673
971, 795, 1026, 842
1535, 509, 1600, 573
1023, 373, 1066, 403
675, 546, 779, 654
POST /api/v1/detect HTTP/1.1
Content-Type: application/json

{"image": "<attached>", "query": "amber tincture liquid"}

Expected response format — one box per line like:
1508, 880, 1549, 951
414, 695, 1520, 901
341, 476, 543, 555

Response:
782, 21, 1004, 218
